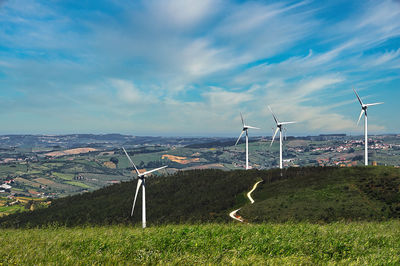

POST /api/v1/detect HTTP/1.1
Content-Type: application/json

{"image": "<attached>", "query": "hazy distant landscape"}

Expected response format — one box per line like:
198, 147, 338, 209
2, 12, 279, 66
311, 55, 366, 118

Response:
1, 134, 400, 217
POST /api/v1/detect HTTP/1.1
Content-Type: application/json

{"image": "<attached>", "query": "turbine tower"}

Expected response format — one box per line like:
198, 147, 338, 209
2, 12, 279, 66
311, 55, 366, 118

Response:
353, 88, 384, 166
268, 106, 296, 169
235, 113, 260, 170
122, 147, 167, 228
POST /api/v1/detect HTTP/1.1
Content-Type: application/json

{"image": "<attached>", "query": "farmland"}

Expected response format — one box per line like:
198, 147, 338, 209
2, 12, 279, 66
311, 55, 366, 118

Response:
1, 222, 399, 264
1, 133, 400, 218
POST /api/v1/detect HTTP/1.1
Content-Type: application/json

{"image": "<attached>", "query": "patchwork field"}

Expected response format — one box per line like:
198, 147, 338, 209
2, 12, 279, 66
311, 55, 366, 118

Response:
162, 154, 200, 164
44, 148, 97, 157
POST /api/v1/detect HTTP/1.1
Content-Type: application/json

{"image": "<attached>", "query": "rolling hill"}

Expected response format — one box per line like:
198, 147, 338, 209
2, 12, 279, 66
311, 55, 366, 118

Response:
1, 166, 400, 227
240, 166, 400, 222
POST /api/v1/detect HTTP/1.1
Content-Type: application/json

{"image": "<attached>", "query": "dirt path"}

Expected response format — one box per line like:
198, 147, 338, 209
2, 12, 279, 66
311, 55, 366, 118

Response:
229, 209, 244, 222
229, 180, 262, 223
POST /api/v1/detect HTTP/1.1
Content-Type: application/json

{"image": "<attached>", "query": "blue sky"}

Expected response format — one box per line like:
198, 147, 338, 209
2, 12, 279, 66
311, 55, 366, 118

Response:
0, 0, 399, 136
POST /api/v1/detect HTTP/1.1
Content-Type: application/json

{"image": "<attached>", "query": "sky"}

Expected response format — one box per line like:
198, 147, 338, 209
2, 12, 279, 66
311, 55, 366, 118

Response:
0, 0, 399, 136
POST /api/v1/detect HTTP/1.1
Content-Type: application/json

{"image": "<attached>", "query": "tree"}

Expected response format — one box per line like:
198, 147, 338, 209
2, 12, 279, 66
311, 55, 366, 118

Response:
110, 157, 119, 167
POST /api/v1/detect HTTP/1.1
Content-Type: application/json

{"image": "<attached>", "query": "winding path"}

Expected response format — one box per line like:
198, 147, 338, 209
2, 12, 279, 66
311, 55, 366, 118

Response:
229, 180, 262, 222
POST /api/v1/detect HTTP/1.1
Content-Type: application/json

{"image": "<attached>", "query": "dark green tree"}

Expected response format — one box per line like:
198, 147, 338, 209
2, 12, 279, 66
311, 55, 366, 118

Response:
110, 157, 119, 167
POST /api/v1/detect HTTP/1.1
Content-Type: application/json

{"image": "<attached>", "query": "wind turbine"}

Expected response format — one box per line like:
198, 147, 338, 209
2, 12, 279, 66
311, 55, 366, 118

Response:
122, 147, 167, 228
268, 106, 296, 169
235, 113, 260, 170
353, 88, 384, 166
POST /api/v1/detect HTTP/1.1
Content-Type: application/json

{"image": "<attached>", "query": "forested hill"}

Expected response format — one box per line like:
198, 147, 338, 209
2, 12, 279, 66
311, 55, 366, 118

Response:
1, 166, 400, 228
0, 169, 260, 227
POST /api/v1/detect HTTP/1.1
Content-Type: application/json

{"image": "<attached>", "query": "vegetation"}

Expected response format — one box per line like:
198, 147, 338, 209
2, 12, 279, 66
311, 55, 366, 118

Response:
0, 169, 260, 227
1, 222, 399, 264
2, 166, 400, 228
240, 166, 400, 222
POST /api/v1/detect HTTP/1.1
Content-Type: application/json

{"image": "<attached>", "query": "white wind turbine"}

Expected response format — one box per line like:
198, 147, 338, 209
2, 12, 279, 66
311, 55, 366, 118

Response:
122, 147, 167, 228
353, 88, 384, 166
235, 113, 260, 170
268, 106, 296, 169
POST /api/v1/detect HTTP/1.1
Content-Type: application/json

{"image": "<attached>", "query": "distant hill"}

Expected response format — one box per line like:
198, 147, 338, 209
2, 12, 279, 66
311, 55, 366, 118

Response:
1, 166, 400, 227
184, 138, 259, 148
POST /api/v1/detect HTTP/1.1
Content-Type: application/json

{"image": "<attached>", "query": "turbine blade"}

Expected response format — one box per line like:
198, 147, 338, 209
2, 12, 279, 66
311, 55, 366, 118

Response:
357, 109, 364, 126
140, 165, 168, 176
122, 147, 140, 175
353, 88, 363, 106
270, 127, 279, 147
365, 102, 384, 106
246, 125, 260, 130
235, 130, 245, 146
268, 106, 279, 124
240, 112, 244, 126
131, 178, 142, 216
280, 121, 296, 125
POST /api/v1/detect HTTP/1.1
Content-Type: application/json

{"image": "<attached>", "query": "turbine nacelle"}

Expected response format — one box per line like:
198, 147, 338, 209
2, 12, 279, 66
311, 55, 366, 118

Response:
268, 106, 296, 146
235, 113, 260, 146
242, 125, 260, 131
353, 88, 384, 126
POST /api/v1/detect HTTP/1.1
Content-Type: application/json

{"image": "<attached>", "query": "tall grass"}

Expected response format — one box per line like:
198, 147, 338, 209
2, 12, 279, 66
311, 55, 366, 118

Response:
1, 221, 399, 264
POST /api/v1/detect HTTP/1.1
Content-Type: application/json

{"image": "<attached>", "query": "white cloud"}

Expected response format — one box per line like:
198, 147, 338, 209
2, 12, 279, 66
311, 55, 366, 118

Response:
144, 0, 219, 29
111, 79, 157, 105
203, 87, 254, 108
361, 48, 400, 68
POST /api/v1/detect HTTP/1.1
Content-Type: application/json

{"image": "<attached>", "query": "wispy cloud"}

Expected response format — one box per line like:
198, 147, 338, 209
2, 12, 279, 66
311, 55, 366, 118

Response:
0, 0, 398, 134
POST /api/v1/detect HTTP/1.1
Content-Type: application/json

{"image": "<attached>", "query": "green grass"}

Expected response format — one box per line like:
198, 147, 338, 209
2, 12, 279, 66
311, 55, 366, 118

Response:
0, 222, 399, 264
0, 205, 26, 216
53, 172, 74, 180
65, 181, 91, 189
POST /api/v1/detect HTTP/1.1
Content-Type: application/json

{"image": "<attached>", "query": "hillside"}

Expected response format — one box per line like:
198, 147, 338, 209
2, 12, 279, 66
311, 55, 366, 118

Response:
240, 166, 400, 222
1, 166, 400, 227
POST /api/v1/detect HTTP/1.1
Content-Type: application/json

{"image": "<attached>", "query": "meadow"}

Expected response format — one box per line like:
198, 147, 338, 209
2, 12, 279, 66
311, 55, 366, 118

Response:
1, 221, 399, 264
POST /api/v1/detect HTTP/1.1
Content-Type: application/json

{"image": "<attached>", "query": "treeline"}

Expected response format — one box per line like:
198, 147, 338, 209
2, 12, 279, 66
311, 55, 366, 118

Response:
185, 138, 260, 149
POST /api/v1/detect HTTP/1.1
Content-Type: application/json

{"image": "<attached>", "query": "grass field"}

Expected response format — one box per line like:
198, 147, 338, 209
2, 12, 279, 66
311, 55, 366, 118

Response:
0, 221, 399, 264
0, 204, 25, 217
65, 181, 91, 189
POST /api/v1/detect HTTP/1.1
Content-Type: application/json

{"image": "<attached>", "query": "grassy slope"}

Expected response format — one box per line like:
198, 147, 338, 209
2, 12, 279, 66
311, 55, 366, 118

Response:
240, 166, 400, 222
1, 222, 399, 264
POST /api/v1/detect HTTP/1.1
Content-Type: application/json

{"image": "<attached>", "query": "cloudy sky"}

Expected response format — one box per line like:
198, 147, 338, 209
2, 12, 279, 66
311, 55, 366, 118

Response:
0, 0, 399, 136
